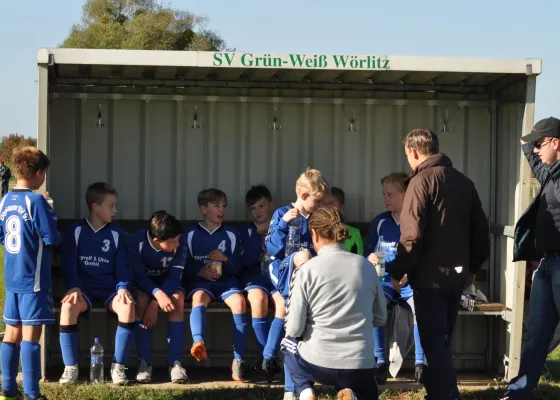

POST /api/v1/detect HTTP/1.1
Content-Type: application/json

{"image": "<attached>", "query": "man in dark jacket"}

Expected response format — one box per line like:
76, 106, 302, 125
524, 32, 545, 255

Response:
502, 117, 560, 400
391, 128, 490, 400
0, 162, 11, 197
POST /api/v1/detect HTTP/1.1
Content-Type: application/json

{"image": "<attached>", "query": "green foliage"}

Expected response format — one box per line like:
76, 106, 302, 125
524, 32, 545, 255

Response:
60, 0, 230, 51
0, 133, 37, 164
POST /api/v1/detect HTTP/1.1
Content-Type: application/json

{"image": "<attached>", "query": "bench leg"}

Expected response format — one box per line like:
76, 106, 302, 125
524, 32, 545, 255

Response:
40, 325, 47, 382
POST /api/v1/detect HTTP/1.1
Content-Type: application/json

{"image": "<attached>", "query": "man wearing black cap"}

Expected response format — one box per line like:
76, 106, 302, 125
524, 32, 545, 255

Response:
502, 117, 560, 399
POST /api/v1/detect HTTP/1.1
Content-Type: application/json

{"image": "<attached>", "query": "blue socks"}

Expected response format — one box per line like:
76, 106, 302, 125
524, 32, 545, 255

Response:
373, 322, 425, 365
21, 341, 41, 399
264, 317, 284, 360
60, 324, 79, 366
414, 323, 425, 365
135, 321, 153, 365
373, 326, 386, 364
167, 321, 186, 366
251, 317, 269, 352
1, 342, 20, 397
232, 313, 248, 360
114, 322, 135, 364
190, 305, 206, 343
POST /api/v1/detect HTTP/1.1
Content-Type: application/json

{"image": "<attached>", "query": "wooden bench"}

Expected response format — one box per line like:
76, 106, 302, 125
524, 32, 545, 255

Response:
41, 219, 505, 380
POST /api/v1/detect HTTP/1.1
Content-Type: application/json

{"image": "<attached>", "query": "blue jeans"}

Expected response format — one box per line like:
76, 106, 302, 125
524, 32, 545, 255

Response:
505, 256, 560, 399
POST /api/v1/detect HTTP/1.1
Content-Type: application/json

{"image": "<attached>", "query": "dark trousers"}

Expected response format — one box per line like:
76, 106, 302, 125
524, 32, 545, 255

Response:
504, 256, 560, 400
1, 180, 8, 197
281, 336, 378, 399
414, 286, 463, 400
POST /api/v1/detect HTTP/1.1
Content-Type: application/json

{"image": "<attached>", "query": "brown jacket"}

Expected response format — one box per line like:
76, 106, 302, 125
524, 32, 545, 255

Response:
391, 154, 490, 289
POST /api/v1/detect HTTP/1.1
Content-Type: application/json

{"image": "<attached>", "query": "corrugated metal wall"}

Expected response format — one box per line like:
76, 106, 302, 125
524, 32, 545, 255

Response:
48, 89, 492, 223
46, 86, 502, 371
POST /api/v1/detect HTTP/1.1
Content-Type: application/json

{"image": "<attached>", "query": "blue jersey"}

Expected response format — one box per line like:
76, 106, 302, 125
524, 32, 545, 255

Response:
366, 211, 413, 298
0, 189, 60, 293
239, 222, 268, 277
265, 205, 315, 262
184, 223, 241, 281
60, 219, 131, 296
128, 229, 187, 296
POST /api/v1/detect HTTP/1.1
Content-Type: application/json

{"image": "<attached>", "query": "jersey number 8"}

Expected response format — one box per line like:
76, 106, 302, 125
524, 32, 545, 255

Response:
5, 215, 21, 254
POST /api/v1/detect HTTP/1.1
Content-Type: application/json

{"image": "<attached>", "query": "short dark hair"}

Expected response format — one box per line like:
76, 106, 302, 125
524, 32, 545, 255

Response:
245, 184, 272, 206
330, 187, 345, 205
403, 128, 439, 156
198, 188, 228, 207
86, 182, 118, 211
11, 146, 50, 180
148, 210, 182, 241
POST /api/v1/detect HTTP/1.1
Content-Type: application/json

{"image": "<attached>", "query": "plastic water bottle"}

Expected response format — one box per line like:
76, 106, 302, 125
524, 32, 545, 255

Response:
285, 216, 302, 256
374, 236, 386, 279
90, 338, 104, 385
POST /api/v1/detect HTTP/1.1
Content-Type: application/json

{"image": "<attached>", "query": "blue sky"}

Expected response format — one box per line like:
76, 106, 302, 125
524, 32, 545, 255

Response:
0, 0, 557, 138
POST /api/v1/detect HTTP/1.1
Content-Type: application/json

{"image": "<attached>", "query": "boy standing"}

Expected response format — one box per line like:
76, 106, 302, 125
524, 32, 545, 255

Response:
129, 211, 189, 384
0, 147, 60, 400
324, 187, 364, 255
183, 189, 248, 382
239, 184, 283, 381
266, 168, 328, 400
58, 182, 136, 385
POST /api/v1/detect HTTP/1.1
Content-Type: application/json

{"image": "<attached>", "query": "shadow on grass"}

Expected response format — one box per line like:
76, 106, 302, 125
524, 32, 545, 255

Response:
40, 385, 337, 400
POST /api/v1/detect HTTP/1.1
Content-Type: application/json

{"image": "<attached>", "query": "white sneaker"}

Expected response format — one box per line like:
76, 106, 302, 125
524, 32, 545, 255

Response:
169, 360, 189, 383
110, 362, 128, 385
59, 364, 79, 384
136, 359, 152, 383
283, 392, 297, 400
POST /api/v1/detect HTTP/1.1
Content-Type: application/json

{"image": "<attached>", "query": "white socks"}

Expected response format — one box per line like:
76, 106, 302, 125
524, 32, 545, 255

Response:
300, 388, 316, 399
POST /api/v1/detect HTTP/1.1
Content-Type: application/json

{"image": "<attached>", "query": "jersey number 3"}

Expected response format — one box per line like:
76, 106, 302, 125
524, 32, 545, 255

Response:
5, 215, 21, 254
101, 239, 111, 252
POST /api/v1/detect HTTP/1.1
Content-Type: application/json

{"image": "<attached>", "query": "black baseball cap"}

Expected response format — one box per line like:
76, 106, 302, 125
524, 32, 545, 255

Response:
521, 117, 560, 143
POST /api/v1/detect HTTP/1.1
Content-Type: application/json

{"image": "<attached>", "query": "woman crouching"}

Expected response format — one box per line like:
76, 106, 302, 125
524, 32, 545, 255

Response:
281, 208, 387, 400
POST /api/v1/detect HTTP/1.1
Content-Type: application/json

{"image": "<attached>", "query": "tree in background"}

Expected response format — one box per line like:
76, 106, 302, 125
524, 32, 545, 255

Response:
61, 0, 230, 51
0, 134, 37, 164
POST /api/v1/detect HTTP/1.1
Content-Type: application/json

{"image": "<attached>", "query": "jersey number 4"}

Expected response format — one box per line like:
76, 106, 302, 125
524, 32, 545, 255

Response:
218, 240, 227, 253
5, 215, 21, 254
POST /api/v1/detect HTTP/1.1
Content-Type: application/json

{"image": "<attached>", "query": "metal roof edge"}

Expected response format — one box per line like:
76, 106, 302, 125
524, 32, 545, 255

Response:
37, 48, 542, 75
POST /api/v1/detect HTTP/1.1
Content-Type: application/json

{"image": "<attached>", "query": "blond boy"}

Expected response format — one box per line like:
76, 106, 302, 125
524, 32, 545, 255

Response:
265, 168, 329, 400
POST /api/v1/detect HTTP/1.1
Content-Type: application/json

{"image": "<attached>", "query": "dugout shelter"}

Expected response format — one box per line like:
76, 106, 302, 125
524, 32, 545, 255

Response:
36, 48, 541, 382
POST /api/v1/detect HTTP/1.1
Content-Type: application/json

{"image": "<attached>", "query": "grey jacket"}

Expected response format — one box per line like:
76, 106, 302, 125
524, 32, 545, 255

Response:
285, 243, 387, 369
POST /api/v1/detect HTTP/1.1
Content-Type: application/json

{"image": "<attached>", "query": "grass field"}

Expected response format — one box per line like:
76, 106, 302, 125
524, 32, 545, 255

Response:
1, 248, 560, 398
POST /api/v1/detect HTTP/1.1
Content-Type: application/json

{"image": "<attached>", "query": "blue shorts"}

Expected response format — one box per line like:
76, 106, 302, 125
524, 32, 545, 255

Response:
243, 274, 277, 296
380, 282, 413, 302
132, 285, 186, 300
270, 254, 297, 299
187, 279, 243, 302
81, 290, 119, 318
3, 289, 55, 326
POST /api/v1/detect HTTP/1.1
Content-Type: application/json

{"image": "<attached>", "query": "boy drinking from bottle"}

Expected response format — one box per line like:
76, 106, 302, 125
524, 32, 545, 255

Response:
265, 168, 329, 400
